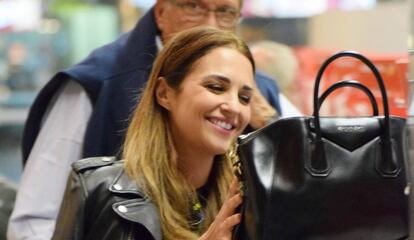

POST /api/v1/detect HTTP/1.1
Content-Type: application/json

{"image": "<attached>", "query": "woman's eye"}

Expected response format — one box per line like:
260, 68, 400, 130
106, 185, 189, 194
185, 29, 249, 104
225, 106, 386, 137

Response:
206, 84, 224, 93
239, 94, 251, 105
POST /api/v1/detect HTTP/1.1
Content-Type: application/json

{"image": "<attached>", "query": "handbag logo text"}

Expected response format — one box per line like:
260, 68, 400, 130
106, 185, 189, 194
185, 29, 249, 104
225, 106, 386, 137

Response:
337, 125, 365, 132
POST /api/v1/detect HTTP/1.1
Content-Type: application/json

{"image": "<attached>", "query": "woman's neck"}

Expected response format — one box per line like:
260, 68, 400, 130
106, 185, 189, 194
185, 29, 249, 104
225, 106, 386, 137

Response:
178, 151, 215, 189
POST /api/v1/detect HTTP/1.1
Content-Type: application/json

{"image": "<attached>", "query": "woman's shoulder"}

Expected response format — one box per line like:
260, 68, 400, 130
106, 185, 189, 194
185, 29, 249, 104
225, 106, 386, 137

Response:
71, 156, 123, 189
70, 157, 162, 240
70, 156, 144, 197
72, 156, 121, 174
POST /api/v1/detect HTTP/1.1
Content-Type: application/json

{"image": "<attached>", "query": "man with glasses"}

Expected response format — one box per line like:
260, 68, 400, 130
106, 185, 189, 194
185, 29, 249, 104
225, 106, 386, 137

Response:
8, 0, 283, 239
158, 0, 241, 40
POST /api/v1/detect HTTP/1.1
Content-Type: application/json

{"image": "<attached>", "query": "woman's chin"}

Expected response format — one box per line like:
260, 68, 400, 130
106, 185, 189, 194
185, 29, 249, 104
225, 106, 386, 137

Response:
213, 144, 232, 155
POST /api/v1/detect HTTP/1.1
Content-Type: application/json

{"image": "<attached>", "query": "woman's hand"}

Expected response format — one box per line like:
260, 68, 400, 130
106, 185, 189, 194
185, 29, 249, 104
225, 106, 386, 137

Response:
200, 178, 242, 240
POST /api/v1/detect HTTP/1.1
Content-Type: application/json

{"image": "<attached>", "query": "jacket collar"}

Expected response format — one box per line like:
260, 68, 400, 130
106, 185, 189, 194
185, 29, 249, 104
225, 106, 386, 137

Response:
110, 167, 162, 240
109, 167, 145, 196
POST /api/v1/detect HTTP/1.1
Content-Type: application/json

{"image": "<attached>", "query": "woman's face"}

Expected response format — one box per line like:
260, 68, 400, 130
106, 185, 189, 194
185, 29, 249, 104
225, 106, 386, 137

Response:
163, 47, 254, 157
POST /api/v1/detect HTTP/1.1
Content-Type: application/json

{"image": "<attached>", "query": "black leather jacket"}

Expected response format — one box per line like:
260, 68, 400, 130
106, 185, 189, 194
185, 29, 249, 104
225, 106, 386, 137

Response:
52, 157, 162, 240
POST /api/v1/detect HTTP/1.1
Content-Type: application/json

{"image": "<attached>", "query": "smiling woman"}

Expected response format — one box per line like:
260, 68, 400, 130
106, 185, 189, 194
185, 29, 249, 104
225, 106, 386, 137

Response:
160, 47, 254, 163
52, 27, 256, 240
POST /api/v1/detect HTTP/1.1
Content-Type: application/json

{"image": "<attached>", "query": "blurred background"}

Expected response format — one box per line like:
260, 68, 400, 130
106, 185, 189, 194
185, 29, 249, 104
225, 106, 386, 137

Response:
0, 0, 412, 187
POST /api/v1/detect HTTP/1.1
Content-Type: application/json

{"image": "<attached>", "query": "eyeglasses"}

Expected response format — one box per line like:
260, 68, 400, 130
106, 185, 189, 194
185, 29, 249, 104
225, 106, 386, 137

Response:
169, 0, 241, 29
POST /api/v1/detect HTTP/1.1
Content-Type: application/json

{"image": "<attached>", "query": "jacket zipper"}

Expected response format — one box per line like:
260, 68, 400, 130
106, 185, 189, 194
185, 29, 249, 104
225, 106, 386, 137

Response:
127, 224, 134, 240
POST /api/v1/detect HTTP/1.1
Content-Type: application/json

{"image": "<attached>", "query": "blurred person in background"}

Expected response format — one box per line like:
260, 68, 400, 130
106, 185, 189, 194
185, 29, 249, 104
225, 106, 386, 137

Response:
0, 177, 17, 240
53, 26, 251, 240
6, 42, 34, 91
250, 40, 303, 117
9, 1, 283, 239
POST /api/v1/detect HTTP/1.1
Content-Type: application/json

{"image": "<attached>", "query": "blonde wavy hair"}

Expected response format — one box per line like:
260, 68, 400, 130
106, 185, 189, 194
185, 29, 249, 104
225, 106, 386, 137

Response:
123, 27, 255, 240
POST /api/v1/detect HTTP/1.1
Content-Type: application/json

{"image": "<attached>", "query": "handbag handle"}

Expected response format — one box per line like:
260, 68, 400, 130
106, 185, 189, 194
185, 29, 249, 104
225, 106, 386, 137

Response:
310, 51, 398, 178
316, 80, 379, 116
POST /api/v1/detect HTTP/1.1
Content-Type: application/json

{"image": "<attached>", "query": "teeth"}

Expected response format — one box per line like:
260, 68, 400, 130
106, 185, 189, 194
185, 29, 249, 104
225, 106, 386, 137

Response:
211, 119, 233, 130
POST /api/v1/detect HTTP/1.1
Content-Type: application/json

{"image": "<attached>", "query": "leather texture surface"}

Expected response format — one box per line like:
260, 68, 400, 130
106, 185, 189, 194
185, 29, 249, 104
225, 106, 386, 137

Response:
233, 52, 410, 240
52, 157, 159, 240
235, 116, 409, 240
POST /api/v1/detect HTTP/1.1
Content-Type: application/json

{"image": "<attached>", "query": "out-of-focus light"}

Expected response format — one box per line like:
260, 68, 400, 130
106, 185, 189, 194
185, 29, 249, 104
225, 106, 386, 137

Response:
128, 0, 155, 10
0, 0, 41, 31
38, 19, 61, 34
408, 35, 413, 50
242, 0, 377, 18
242, 0, 328, 18
0, 0, 14, 30
336, 0, 376, 11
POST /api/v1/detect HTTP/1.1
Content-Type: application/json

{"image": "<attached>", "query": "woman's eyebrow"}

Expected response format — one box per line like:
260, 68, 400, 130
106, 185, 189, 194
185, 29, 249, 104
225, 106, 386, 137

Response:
205, 74, 253, 91
205, 74, 231, 83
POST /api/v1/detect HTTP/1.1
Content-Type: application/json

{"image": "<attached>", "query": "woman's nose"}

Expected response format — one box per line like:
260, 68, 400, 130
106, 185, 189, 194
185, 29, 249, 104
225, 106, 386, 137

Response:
221, 94, 240, 116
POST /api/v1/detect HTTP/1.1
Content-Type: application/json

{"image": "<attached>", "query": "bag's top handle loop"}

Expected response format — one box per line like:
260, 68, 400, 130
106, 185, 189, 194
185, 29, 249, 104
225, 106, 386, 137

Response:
312, 51, 390, 141
316, 80, 379, 116
310, 51, 398, 178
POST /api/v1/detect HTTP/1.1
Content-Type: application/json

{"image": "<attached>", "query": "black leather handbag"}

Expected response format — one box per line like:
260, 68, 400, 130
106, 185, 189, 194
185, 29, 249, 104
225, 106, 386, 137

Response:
233, 51, 410, 240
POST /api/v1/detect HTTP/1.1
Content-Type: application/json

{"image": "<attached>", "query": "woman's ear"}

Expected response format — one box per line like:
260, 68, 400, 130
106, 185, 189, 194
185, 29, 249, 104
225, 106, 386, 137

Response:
155, 77, 173, 110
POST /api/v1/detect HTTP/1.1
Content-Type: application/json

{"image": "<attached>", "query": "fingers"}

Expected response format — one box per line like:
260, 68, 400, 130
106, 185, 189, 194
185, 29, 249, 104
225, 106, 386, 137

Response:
227, 178, 240, 197
200, 180, 244, 240
217, 192, 243, 221
219, 178, 242, 219
224, 213, 241, 229
201, 200, 242, 240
